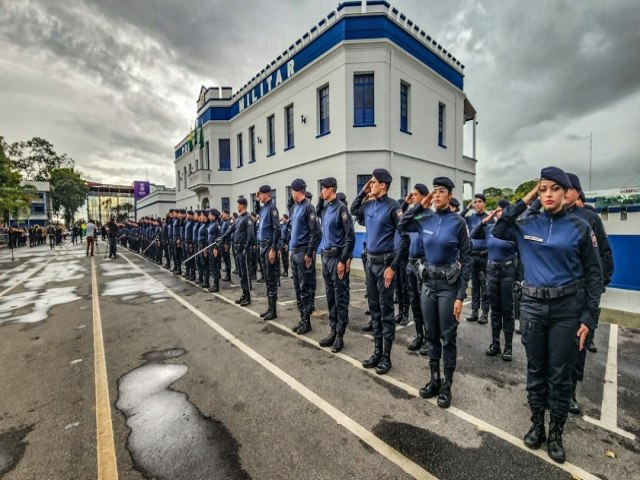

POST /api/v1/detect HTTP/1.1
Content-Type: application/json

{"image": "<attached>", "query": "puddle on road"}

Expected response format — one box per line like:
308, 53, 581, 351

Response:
100, 263, 138, 277
0, 425, 33, 476
21, 260, 84, 289
0, 287, 81, 326
101, 276, 169, 302
116, 348, 251, 480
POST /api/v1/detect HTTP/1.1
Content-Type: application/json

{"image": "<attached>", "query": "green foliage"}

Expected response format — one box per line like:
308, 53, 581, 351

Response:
50, 168, 88, 224
8, 137, 74, 181
482, 187, 503, 198
515, 180, 539, 199
0, 137, 37, 223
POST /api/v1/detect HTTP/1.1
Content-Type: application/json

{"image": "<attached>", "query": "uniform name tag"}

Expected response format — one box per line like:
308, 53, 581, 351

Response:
423, 229, 434, 235
524, 235, 543, 243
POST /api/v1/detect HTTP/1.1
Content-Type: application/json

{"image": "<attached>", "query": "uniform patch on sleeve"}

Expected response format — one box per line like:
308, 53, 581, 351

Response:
524, 235, 543, 243
341, 212, 349, 222
396, 209, 403, 218
248, 220, 253, 225
272, 209, 278, 217
591, 231, 598, 248
310, 213, 315, 221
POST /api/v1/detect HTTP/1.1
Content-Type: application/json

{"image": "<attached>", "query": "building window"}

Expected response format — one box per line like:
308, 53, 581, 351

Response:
237, 133, 243, 168
357, 174, 369, 193
400, 82, 410, 133
250, 193, 257, 209
221, 197, 230, 213
249, 126, 256, 163
205, 141, 210, 170
267, 115, 275, 156
438, 102, 446, 147
176, 171, 181, 191
601, 206, 608, 221
401, 176, 410, 198
219, 139, 231, 170
621, 205, 628, 221
286, 186, 292, 206
271, 189, 277, 210
318, 84, 330, 136
183, 166, 187, 189
354, 73, 374, 126
285, 104, 294, 150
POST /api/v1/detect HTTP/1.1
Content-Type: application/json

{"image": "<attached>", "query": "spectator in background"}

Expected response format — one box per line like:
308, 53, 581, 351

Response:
86, 219, 97, 256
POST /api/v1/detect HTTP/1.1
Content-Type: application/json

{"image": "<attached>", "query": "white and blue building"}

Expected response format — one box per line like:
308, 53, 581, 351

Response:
173, 1, 478, 255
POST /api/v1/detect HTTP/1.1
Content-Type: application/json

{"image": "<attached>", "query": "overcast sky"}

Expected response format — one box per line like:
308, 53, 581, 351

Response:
1, 0, 639, 193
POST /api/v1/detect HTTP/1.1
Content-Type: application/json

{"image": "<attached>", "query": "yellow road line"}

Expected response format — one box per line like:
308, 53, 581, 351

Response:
91, 257, 119, 479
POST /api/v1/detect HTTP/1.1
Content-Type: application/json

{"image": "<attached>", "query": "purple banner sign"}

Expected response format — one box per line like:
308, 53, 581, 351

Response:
133, 181, 151, 201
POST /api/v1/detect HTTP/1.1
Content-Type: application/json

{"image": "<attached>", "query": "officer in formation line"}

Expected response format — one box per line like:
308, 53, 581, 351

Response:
220, 197, 254, 306
463, 193, 490, 323
254, 185, 280, 321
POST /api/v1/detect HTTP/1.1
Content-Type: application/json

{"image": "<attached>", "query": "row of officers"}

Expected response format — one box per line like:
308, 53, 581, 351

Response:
124, 166, 611, 465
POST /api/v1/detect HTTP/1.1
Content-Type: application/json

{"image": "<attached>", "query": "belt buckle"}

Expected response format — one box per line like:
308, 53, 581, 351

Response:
542, 288, 550, 300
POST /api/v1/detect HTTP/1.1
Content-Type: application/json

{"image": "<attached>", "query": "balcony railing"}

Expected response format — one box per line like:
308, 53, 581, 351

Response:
188, 169, 212, 192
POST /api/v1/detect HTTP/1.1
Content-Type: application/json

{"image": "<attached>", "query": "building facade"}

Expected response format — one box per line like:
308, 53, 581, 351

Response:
85, 182, 135, 225
174, 1, 477, 242
10, 180, 52, 226
135, 185, 176, 219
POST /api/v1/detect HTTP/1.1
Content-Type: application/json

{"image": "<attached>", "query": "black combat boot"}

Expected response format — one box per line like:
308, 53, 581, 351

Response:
263, 299, 278, 321
466, 310, 478, 322
375, 339, 393, 375
362, 338, 383, 369
502, 332, 513, 362
319, 329, 337, 347
209, 279, 220, 293
395, 305, 409, 326
407, 330, 424, 351
331, 333, 344, 353
419, 343, 429, 356
524, 407, 546, 449
235, 292, 246, 305
569, 381, 581, 415
478, 311, 489, 324
240, 290, 251, 307
547, 414, 567, 463
486, 329, 502, 356
260, 303, 271, 318
222, 272, 231, 282
361, 320, 373, 332
419, 361, 441, 398
437, 368, 454, 408
296, 314, 312, 335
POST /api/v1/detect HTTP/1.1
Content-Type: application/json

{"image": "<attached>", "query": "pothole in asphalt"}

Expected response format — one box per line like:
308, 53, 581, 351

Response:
116, 348, 251, 480
0, 425, 33, 476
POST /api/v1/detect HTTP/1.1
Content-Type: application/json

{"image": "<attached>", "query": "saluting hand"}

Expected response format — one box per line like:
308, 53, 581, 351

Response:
453, 299, 463, 322
383, 266, 395, 288
420, 191, 434, 209
577, 323, 590, 351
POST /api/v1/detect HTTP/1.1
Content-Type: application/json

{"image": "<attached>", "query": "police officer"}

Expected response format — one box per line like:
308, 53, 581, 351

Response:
493, 167, 602, 464
317, 177, 355, 352
182, 210, 194, 277
465, 193, 490, 323
255, 185, 281, 321
449, 197, 461, 214
403, 184, 428, 352
565, 172, 614, 414
279, 214, 290, 278
289, 179, 321, 335
220, 198, 255, 306
394, 199, 410, 326
398, 177, 472, 408
196, 210, 210, 289
351, 169, 408, 375
162, 211, 172, 269
207, 209, 222, 293
305, 190, 319, 312
220, 210, 233, 281
470, 199, 518, 361
172, 209, 185, 275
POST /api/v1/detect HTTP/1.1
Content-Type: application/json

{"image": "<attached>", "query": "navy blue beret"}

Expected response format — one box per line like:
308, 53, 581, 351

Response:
449, 197, 460, 208
320, 177, 338, 188
475, 193, 487, 202
169, 209, 175, 213
203, 209, 210, 216
179, 209, 186, 214
372, 168, 392, 184
540, 166, 571, 189
259, 184, 272, 193
290, 179, 307, 191
566, 173, 582, 191
209, 208, 220, 218
187, 210, 194, 215
336, 192, 347, 203
578, 190, 586, 202
237, 197, 248, 206
305, 191, 313, 200
195, 209, 202, 215
414, 183, 429, 195
433, 177, 455, 191
498, 199, 510, 209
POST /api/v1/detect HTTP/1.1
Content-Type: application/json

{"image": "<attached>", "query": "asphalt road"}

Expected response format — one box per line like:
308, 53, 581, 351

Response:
0, 241, 638, 480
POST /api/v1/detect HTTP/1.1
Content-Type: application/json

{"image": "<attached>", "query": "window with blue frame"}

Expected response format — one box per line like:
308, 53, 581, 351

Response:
357, 174, 369, 193
401, 176, 410, 198
237, 133, 243, 168
267, 115, 275, 156
438, 102, 446, 147
249, 126, 256, 163
221, 197, 230, 213
219, 139, 231, 170
285, 104, 294, 149
318, 85, 330, 136
400, 82, 410, 132
354, 73, 374, 126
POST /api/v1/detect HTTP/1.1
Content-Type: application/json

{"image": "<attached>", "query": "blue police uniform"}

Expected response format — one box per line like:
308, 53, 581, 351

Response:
406, 228, 426, 352
493, 168, 602, 463
196, 217, 209, 287
393, 226, 410, 325
162, 216, 172, 268
279, 220, 290, 276
289, 191, 321, 334
220, 217, 232, 280
221, 208, 255, 305
207, 214, 222, 292
255, 190, 281, 320
398, 185, 472, 408
184, 215, 194, 278
171, 215, 183, 274
317, 182, 355, 352
466, 196, 490, 322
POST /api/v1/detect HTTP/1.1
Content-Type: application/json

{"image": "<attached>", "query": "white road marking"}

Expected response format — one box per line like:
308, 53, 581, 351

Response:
120, 253, 437, 480
583, 324, 636, 440
71, 359, 83, 365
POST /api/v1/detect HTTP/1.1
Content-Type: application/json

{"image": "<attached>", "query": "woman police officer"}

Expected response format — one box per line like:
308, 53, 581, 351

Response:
492, 166, 602, 464
398, 177, 472, 408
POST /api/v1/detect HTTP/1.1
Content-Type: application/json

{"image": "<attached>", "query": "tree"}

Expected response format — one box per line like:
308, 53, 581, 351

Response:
9, 137, 74, 181
515, 180, 539, 199
0, 137, 37, 224
482, 187, 503, 198
50, 168, 88, 225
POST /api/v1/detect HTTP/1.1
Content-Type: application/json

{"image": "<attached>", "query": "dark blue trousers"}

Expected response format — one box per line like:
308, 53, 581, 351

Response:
421, 278, 458, 369
291, 251, 315, 316
364, 260, 395, 341
322, 255, 350, 335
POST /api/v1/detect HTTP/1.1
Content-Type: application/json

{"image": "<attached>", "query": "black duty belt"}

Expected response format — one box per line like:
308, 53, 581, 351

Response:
258, 240, 271, 245
488, 259, 516, 269
292, 245, 308, 254
367, 251, 394, 264
522, 281, 582, 300
409, 256, 425, 263
472, 250, 488, 257
322, 247, 342, 258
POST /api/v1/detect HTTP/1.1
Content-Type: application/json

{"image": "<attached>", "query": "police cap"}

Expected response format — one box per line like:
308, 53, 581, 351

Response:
566, 173, 582, 191
194, 209, 201, 215
450, 197, 460, 208
210, 208, 220, 218
540, 166, 571, 189
179, 209, 187, 214
290, 179, 307, 192
433, 177, 455, 191
237, 197, 248, 206
474, 193, 487, 202
414, 183, 429, 195
498, 199, 510, 209
320, 177, 338, 188
372, 168, 392, 184
187, 210, 194, 215
305, 191, 313, 200
259, 184, 272, 194
169, 209, 175, 213
203, 209, 210, 216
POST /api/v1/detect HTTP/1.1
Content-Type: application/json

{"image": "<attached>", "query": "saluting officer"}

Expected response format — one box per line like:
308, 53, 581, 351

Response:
465, 193, 490, 323
398, 177, 472, 408
470, 199, 518, 361
493, 167, 602, 464
220, 197, 255, 306
317, 177, 355, 353
351, 169, 408, 375
196, 210, 210, 289
255, 185, 281, 321
565, 172, 614, 415
207, 209, 222, 293
288, 179, 321, 335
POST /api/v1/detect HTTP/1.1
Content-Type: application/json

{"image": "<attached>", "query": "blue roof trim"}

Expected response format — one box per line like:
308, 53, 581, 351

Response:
367, 0, 391, 7
178, 14, 463, 158
338, 1, 362, 11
